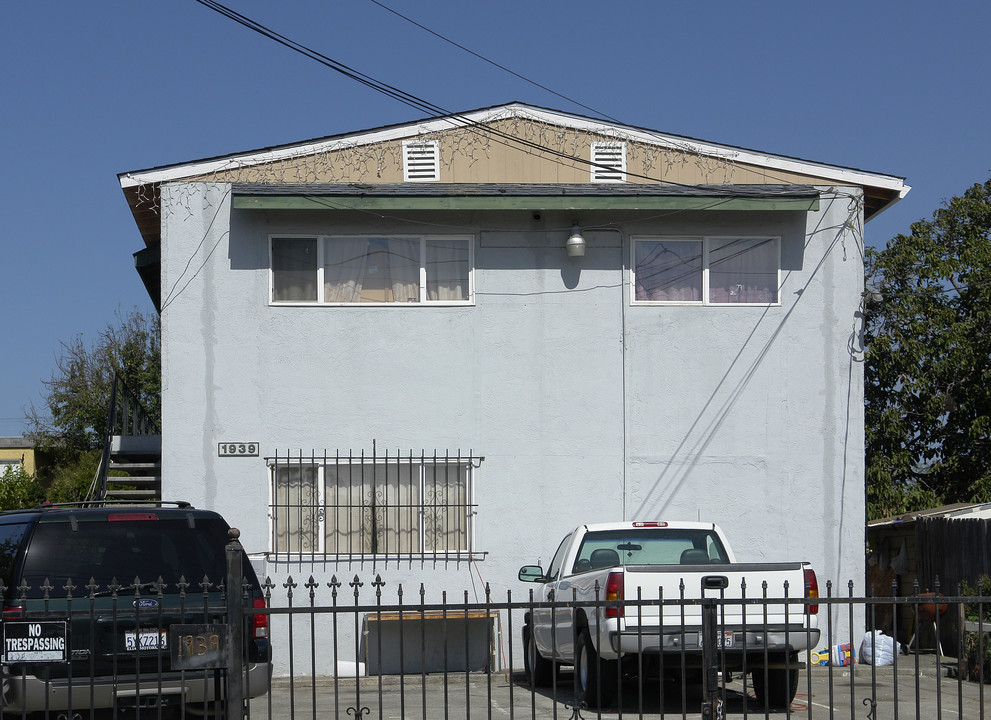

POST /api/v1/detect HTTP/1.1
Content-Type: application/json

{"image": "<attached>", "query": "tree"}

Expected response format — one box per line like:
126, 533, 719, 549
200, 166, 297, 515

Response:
26, 308, 160, 483
865, 177, 991, 519
0, 465, 45, 510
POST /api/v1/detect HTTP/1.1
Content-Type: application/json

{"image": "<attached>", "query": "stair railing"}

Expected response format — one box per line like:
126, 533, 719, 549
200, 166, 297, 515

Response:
90, 372, 161, 502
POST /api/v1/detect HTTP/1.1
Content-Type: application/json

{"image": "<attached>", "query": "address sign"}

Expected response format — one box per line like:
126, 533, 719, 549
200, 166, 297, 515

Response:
218, 442, 259, 457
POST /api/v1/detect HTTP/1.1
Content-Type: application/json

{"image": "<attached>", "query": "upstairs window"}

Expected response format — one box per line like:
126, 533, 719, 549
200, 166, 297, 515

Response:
271, 235, 473, 305
632, 236, 779, 305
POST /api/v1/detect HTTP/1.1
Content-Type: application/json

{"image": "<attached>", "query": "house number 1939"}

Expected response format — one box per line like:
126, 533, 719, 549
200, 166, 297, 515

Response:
218, 443, 259, 457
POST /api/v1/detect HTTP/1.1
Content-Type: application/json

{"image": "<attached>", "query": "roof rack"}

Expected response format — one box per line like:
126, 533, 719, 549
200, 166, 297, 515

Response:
33, 500, 193, 510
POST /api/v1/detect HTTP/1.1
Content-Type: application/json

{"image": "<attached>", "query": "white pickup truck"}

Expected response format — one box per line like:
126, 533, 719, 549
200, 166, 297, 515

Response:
518, 521, 820, 709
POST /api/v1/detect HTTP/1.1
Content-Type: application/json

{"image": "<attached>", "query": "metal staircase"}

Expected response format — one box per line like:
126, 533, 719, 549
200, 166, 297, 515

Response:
89, 373, 161, 502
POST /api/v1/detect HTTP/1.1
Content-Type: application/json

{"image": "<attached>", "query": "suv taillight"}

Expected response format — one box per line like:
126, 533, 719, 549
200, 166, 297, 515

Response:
804, 568, 819, 615
604, 571, 624, 619
252, 597, 269, 638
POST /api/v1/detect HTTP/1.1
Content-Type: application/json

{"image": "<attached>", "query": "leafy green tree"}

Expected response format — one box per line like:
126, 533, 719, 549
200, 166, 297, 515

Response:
865, 177, 991, 519
45, 450, 102, 503
26, 308, 160, 484
0, 465, 45, 510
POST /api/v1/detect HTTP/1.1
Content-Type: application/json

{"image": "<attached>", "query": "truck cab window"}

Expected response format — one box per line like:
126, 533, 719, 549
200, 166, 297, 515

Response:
546, 532, 573, 581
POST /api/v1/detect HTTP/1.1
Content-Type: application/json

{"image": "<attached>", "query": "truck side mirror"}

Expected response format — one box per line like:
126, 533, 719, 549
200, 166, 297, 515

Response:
518, 565, 546, 582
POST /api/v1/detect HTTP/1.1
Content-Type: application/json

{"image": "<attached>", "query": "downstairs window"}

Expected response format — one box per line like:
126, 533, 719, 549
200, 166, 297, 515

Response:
269, 450, 480, 558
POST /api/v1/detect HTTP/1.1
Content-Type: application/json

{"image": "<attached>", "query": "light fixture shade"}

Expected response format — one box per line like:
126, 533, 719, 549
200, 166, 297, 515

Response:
566, 224, 586, 257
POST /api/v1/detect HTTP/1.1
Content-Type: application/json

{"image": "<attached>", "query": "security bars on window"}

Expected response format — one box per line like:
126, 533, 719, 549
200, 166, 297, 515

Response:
268, 449, 480, 559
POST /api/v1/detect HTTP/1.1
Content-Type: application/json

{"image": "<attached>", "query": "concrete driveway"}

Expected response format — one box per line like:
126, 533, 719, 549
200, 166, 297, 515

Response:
254, 653, 984, 718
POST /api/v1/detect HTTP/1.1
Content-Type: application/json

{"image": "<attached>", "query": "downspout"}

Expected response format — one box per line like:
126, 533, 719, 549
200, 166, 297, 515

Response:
620, 231, 629, 521
585, 226, 628, 519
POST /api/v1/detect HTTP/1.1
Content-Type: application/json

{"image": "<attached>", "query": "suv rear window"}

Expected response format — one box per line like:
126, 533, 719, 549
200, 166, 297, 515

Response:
18, 516, 232, 597
0, 522, 31, 591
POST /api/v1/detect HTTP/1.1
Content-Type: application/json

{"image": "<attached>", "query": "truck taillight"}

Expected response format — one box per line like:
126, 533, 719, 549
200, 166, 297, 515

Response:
252, 597, 269, 638
632, 522, 668, 528
604, 571, 624, 618
804, 568, 819, 614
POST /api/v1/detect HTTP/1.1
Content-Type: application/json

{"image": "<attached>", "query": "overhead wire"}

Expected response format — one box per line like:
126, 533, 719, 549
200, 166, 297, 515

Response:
365, 0, 622, 124
364, 1, 858, 192
189, 0, 777, 195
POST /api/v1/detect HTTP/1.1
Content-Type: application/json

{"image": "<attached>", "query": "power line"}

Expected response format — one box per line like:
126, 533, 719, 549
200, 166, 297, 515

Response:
365, 0, 621, 123
190, 0, 758, 195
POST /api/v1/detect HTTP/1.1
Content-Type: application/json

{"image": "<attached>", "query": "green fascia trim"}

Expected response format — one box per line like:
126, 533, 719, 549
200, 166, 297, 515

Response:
233, 195, 818, 212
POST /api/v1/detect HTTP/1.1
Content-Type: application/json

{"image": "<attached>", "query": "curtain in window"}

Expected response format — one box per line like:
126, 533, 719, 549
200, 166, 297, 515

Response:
426, 239, 469, 301
273, 238, 317, 302
708, 238, 778, 303
325, 464, 419, 554
324, 238, 370, 302
634, 240, 702, 301
274, 466, 319, 553
423, 464, 469, 552
386, 238, 420, 303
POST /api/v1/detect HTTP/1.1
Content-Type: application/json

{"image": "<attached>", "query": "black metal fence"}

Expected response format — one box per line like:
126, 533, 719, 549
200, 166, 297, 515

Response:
4, 550, 991, 720
261, 577, 989, 720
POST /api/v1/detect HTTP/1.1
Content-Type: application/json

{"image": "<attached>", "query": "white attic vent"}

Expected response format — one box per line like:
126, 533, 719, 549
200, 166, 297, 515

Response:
403, 140, 440, 182
591, 142, 626, 183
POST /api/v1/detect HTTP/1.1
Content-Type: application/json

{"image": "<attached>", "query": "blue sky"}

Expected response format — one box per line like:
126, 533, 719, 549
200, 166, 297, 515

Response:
2, 1, 989, 437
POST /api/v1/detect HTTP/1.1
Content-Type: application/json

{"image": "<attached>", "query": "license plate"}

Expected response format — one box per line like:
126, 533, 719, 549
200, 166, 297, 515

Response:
698, 631, 734, 649
125, 630, 168, 651
117, 693, 180, 709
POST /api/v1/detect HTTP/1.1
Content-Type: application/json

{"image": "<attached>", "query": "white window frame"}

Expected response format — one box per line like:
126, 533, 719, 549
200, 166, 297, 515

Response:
630, 235, 781, 306
267, 458, 477, 558
269, 234, 475, 306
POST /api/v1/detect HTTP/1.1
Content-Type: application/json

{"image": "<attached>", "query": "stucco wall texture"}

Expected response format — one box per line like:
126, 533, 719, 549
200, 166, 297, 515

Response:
158, 182, 865, 673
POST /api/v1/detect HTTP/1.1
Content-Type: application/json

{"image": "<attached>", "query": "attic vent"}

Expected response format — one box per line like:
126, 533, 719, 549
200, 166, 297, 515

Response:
403, 140, 440, 182
591, 142, 626, 183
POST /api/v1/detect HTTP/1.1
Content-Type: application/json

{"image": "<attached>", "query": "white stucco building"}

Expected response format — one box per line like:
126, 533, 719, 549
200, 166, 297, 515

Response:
119, 103, 908, 674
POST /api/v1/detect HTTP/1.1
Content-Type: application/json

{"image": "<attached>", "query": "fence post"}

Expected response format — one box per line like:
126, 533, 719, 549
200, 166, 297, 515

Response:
700, 598, 719, 718
227, 528, 246, 719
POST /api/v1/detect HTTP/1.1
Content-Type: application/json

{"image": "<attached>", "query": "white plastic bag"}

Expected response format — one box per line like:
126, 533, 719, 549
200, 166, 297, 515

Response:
860, 630, 896, 666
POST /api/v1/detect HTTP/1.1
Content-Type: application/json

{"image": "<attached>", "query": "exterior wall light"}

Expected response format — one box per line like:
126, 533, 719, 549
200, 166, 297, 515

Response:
566, 223, 586, 257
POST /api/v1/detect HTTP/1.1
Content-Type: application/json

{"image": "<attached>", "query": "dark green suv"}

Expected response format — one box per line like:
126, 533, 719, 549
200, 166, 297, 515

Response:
0, 502, 272, 715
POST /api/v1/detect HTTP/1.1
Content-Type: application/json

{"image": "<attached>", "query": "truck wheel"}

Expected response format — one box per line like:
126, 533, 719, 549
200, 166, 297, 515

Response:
575, 628, 616, 709
751, 664, 799, 709
523, 626, 554, 687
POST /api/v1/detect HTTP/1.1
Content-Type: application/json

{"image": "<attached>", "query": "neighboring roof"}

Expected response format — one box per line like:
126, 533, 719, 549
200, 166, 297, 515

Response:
868, 502, 991, 527
0, 437, 31, 450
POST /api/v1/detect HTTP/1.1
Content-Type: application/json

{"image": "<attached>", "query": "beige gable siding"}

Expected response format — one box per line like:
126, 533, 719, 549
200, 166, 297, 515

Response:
187, 117, 838, 188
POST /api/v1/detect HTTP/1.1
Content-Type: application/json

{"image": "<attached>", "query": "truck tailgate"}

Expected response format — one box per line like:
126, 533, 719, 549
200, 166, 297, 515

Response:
621, 561, 812, 625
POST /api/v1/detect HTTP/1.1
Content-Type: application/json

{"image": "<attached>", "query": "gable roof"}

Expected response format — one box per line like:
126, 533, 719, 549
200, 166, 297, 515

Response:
120, 102, 909, 307
121, 102, 907, 192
